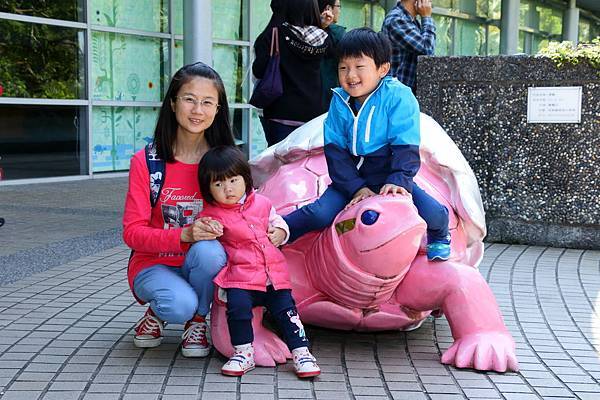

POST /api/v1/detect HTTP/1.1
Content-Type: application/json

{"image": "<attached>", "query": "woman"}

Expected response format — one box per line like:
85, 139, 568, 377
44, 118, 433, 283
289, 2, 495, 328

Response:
123, 62, 234, 357
253, 0, 333, 146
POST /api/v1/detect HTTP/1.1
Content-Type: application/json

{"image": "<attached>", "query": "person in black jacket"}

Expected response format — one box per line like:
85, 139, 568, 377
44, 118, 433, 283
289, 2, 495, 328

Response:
253, 0, 333, 146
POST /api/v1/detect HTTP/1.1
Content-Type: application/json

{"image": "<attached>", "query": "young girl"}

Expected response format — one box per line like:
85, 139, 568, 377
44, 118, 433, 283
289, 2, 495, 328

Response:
123, 62, 234, 357
197, 146, 321, 378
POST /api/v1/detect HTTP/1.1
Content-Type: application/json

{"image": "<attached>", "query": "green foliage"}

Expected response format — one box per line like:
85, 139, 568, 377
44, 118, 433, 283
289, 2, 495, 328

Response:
0, 17, 82, 99
537, 39, 600, 70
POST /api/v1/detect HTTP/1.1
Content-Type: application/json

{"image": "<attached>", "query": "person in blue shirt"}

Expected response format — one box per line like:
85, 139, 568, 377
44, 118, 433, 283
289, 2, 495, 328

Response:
381, 0, 435, 93
283, 27, 450, 261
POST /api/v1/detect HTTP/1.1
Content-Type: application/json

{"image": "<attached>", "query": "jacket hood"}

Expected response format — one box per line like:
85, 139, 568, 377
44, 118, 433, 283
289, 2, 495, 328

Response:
280, 23, 328, 60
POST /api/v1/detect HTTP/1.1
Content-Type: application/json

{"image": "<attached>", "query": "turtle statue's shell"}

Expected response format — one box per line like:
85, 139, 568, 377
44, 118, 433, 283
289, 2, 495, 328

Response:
251, 113, 485, 267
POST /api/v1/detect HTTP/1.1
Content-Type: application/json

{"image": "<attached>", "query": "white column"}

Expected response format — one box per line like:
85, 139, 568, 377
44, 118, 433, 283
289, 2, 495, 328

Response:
184, 0, 212, 65
500, 0, 520, 54
562, 0, 580, 44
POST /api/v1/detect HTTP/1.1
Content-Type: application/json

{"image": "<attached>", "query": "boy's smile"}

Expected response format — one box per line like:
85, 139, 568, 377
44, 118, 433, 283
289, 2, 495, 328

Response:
338, 55, 390, 104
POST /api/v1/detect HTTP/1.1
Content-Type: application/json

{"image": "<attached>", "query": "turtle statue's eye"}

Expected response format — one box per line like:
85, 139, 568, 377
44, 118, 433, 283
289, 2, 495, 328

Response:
361, 210, 379, 225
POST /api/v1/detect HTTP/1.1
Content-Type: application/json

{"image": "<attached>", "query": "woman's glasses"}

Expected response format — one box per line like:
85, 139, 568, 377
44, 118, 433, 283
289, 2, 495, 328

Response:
175, 95, 219, 111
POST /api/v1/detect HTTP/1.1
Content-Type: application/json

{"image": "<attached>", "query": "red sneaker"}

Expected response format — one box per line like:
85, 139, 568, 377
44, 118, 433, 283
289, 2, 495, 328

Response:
133, 308, 164, 348
181, 315, 210, 357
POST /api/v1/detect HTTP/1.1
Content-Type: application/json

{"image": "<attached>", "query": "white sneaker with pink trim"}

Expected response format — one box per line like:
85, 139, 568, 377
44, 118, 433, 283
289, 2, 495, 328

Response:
221, 343, 255, 376
292, 347, 321, 378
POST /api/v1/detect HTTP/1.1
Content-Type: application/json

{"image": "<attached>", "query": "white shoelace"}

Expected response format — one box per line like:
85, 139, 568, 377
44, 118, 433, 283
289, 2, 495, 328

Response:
135, 314, 163, 336
182, 322, 207, 344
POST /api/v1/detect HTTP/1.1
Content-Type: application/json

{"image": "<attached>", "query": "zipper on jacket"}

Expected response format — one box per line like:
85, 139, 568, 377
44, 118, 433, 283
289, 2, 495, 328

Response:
356, 156, 364, 170
365, 106, 375, 143
332, 79, 385, 156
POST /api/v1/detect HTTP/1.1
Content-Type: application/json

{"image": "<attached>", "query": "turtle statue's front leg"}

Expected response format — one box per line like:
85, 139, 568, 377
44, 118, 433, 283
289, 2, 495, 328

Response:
210, 290, 291, 367
393, 256, 519, 372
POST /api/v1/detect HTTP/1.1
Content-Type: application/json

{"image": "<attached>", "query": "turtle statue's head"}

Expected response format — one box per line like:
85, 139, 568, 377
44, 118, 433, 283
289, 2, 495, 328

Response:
331, 195, 426, 280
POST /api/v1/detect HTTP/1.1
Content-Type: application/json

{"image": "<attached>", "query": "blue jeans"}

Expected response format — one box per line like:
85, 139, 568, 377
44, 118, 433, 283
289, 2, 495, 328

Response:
284, 184, 449, 243
226, 286, 309, 350
133, 240, 226, 324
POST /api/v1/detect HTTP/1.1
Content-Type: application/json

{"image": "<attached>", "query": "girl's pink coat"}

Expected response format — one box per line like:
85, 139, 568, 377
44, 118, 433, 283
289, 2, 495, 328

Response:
202, 191, 291, 291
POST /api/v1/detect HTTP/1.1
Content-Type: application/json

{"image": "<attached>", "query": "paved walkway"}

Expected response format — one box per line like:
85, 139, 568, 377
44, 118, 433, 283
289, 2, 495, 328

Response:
0, 179, 599, 399
0, 178, 127, 285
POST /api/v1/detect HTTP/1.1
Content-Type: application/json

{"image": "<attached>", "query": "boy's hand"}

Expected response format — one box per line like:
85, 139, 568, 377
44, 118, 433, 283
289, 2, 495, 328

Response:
268, 226, 287, 247
379, 184, 411, 197
345, 187, 377, 210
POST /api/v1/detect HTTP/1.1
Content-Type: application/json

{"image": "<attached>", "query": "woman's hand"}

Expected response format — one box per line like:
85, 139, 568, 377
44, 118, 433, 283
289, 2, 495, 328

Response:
379, 183, 411, 197
345, 187, 377, 210
320, 9, 334, 29
268, 226, 287, 247
181, 217, 223, 242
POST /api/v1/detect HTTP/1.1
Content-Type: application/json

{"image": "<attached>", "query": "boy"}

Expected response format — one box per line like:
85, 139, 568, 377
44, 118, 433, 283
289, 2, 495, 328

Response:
283, 27, 450, 261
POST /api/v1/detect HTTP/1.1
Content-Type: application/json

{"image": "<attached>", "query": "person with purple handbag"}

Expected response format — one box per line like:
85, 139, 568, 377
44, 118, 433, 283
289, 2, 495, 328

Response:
252, 0, 334, 146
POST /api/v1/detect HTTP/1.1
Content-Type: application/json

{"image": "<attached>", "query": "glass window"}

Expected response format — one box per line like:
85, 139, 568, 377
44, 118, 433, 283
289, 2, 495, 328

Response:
579, 19, 591, 43
538, 6, 562, 36
531, 36, 548, 54
213, 0, 249, 41
339, 0, 370, 29
0, 20, 84, 99
91, 32, 169, 102
0, 0, 85, 22
92, 106, 159, 172
489, 0, 501, 19
173, 0, 183, 35
433, 15, 453, 56
518, 30, 525, 53
174, 40, 184, 72
487, 25, 500, 55
251, 0, 271, 37
373, 4, 386, 31
458, 0, 477, 16
213, 44, 249, 104
437, 0, 453, 9
90, 0, 169, 33
519, 1, 533, 28
0, 105, 87, 180
455, 20, 486, 55
229, 107, 248, 145
250, 110, 267, 160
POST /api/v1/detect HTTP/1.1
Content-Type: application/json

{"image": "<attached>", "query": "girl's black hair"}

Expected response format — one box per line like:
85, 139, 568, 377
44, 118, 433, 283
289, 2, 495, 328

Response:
153, 62, 235, 162
317, 0, 336, 12
198, 146, 254, 204
285, 0, 321, 27
337, 27, 392, 68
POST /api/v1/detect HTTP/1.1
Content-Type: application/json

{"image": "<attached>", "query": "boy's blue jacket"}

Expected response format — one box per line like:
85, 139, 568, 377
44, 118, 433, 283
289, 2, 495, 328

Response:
324, 76, 421, 198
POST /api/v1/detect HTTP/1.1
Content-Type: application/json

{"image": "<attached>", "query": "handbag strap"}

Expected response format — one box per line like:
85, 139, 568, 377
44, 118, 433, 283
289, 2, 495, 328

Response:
270, 27, 279, 56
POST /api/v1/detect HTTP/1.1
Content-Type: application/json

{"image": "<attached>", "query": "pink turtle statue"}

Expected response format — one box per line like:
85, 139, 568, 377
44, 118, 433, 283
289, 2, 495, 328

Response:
210, 113, 519, 373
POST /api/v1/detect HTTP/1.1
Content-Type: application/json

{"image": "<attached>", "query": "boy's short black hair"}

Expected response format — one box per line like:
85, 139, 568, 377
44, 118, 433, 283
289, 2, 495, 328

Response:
198, 146, 254, 204
337, 27, 392, 68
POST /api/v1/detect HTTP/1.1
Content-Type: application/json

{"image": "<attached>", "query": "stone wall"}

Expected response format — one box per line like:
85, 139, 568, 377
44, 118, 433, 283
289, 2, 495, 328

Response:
417, 56, 599, 249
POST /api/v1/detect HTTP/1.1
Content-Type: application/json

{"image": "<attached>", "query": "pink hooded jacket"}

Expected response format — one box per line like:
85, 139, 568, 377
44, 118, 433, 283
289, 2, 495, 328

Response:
202, 191, 291, 291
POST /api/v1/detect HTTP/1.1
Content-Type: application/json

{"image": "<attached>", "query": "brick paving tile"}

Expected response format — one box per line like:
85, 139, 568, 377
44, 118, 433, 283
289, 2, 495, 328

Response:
40, 391, 81, 400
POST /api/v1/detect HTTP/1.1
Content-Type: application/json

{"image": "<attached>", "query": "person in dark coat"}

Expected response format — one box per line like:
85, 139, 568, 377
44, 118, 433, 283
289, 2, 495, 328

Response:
318, 0, 346, 107
253, 0, 333, 146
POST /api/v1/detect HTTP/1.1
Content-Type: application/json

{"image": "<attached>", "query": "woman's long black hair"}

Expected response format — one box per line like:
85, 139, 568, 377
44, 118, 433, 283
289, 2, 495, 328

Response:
285, 0, 321, 27
153, 62, 235, 162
